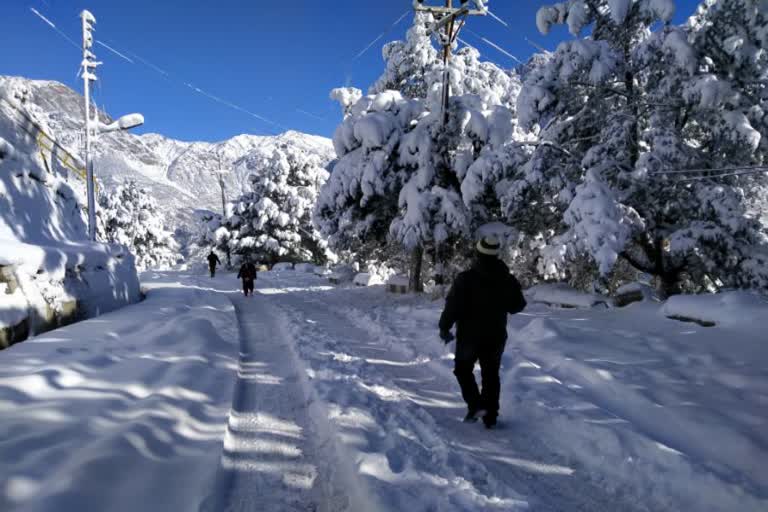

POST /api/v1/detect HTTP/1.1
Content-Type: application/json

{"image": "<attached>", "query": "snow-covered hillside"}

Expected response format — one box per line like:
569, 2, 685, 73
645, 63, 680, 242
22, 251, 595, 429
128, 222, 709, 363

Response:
0, 76, 335, 233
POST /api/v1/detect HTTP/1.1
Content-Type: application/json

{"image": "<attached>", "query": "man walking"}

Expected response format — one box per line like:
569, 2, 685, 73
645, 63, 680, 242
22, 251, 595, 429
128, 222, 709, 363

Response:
439, 236, 527, 429
237, 257, 258, 297
207, 251, 222, 278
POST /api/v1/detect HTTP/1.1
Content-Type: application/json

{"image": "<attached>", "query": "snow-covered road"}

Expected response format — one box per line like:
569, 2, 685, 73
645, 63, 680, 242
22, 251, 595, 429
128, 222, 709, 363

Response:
1, 270, 765, 511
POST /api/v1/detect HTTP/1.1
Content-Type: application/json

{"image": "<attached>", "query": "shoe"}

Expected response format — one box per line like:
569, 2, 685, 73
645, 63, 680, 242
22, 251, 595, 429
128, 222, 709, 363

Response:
463, 407, 487, 423
482, 415, 497, 429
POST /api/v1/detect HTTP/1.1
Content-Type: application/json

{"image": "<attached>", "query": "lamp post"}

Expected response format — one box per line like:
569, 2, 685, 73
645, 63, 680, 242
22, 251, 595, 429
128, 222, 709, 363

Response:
81, 9, 144, 241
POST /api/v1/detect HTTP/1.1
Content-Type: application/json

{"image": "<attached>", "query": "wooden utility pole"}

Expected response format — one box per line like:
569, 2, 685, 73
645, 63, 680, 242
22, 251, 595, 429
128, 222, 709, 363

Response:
413, 0, 487, 126
410, 1, 487, 292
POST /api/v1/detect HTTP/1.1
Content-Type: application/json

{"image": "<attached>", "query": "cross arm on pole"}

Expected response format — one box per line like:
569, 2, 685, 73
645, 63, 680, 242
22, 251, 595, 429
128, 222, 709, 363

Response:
413, 1, 487, 16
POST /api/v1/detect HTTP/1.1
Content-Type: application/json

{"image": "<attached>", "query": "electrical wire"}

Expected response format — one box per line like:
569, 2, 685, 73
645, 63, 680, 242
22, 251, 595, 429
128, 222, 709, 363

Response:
29, 7, 80, 50
95, 41, 134, 64
676, 168, 768, 182
464, 28, 523, 64
29, 7, 288, 134
651, 165, 768, 175
352, 10, 411, 61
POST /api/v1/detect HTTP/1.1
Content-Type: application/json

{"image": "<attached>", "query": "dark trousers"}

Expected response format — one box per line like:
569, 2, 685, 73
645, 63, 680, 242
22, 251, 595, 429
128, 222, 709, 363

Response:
209, 265, 216, 278
453, 341, 505, 418
242, 278, 255, 296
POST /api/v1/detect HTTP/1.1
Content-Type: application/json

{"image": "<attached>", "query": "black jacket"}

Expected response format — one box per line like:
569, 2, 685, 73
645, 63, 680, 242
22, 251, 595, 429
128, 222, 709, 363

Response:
237, 263, 257, 281
207, 253, 221, 267
439, 256, 526, 345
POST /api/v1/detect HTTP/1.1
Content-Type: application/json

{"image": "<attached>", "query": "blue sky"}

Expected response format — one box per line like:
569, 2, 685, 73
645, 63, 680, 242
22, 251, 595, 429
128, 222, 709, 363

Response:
2, 0, 701, 142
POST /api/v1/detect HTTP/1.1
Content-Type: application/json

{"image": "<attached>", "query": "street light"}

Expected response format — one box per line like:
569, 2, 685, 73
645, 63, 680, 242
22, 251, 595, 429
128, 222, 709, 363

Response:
80, 9, 144, 241
97, 113, 145, 133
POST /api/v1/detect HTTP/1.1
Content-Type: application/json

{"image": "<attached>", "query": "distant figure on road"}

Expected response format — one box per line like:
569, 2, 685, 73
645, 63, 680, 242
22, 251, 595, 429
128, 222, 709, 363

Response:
207, 251, 222, 278
439, 236, 527, 429
237, 257, 258, 297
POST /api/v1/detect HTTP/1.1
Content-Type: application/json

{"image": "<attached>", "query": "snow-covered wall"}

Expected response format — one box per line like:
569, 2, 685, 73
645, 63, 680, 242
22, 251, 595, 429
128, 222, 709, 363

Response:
0, 87, 140, 345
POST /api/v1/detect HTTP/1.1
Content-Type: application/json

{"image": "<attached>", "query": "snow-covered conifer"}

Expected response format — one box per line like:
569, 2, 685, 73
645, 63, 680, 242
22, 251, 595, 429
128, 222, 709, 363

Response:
317, 13, 528, 290
98, 180, 179, 271
521, 0, 768, 294
227, 145, 332, 264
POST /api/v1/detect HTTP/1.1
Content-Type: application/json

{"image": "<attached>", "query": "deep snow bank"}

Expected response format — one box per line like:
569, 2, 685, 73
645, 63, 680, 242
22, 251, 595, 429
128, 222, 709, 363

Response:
660, 291, 767, 327
0, 86, 140, 344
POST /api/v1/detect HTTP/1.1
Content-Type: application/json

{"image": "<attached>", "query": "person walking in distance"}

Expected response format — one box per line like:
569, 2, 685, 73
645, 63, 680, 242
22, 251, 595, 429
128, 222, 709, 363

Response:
439, 236, 527, 429
207, 251, 222, 278
237, 257, 258, 297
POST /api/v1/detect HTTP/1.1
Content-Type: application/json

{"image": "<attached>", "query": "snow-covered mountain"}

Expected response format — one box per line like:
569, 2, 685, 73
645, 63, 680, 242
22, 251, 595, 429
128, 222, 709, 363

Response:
0, 75, 336, 233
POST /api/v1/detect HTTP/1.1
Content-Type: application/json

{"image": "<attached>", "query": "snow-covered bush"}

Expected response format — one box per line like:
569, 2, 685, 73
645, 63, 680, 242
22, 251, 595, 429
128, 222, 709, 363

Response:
98, 180, 179, 271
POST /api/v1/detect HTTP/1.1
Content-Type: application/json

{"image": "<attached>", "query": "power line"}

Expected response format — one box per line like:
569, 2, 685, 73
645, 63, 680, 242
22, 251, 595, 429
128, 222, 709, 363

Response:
352, 10, 411, 61
651, 165, 768, 175
486, 10, 509, 28
464, 28, 523, 64
29, 7, 80, 50
95, 40, 134, 64
29, 7, 289, 134
296, 109, 326, 122
677, 168, 768, 182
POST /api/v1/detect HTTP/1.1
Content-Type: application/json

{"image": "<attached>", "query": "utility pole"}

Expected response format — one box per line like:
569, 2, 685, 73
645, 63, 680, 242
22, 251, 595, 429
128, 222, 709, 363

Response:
81, 10, 99, 241
409, 1, 488, 291
80, 10, 144, 242
413, 0, 488, 126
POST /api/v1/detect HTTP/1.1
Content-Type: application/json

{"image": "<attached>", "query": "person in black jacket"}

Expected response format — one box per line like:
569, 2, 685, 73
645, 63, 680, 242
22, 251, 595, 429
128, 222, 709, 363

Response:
237, 257, 258, 297
207, 251, 222, 278
439, 236, 527, 429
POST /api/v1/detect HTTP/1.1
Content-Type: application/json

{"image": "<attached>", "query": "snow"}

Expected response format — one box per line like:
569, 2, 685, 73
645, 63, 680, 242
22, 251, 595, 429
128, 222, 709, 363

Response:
660, 291, 767, 327
272, 262, 294, 272
608, 0, 632, 24
386, 275, 410, 287
353, 272, 383, 287
526, 283, 609, 308
0, 91, 141, 334
0, 284, 27, 328
1, 270, 766, 511
0, 272, 240, 511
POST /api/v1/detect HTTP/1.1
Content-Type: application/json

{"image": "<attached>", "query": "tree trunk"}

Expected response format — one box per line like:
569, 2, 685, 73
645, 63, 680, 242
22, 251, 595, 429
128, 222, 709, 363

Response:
409, 246, 424, 293
432, 245, 446, 285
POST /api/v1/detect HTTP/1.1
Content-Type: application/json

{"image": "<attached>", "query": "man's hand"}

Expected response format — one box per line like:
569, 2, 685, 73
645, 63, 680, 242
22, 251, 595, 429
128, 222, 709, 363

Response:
439, 330, 454, 344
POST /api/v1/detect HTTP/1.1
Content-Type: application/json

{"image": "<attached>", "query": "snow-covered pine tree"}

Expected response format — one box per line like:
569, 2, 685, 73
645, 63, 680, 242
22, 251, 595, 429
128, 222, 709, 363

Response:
98, 180, 179, 271
316, 13, 526, 291
519, 0, 767, 295
370, 12, 440, 100
517, 0, 678, 290
227, 145, 333, 265
624, 0, 768, 293
194, 209, 233, 264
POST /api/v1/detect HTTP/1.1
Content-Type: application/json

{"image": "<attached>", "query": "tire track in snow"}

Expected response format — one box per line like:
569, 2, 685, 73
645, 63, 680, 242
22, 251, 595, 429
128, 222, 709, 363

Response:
200, 295, 354, 512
